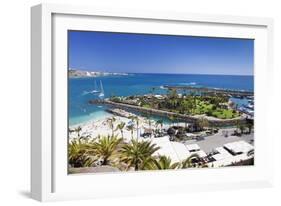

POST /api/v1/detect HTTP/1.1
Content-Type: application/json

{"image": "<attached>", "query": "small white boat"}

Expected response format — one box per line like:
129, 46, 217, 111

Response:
91, 80, 99, 94
82, 80, 99, 95
98, 80, 105, 98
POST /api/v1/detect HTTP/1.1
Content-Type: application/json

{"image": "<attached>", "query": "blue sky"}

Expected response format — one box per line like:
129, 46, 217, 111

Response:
68, 31, 254, 76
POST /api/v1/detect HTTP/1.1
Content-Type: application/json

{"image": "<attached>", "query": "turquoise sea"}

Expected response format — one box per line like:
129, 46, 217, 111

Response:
69, 73, 254, 126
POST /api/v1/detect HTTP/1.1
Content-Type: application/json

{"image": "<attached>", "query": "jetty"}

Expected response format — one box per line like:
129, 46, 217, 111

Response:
106, 108, 137, 118
163, 86, 254, 97
89, 99, 247, 127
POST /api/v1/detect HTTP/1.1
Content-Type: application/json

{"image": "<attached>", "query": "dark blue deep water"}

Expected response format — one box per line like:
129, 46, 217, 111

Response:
69, 73, 253, 125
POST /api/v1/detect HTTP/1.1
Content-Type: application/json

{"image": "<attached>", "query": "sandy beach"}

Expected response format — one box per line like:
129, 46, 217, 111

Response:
69, 111, 171, 142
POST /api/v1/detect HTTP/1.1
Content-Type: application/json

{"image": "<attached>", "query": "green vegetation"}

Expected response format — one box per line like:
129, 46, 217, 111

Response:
68, 130, 208, 172
197, 117, 209, 130
106, 117, 116, 137
110, 88, 240, 119
211, 108, 238, 119
68, 138, 95, 168
234, 120, 254, 136
181, 154, 207, 168
116, 122, 126, 139
145, 156, 180, 170
119, 139, 160, 171
87, 135, 122, 166
126, 124, 135, 139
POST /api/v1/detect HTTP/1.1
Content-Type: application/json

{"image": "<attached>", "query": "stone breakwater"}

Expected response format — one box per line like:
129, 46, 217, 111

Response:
89, 99, 247, 127
106, 108, 136, 119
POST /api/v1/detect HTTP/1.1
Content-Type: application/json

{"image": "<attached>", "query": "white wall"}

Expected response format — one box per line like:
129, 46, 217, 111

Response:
0, 0, 280, 205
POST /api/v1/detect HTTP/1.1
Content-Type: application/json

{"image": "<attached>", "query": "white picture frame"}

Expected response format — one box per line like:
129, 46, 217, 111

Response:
31, 3, 274, 202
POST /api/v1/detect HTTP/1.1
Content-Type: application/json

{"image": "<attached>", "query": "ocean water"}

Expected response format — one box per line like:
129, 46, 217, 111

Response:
69, 73, 254, 126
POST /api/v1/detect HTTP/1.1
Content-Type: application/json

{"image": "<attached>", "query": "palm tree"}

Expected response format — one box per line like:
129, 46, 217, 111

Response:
88, 135, 122, 166
189, 96, 197, 114
129, 116, 140, 139
68, 138, 93, 168
135, 116, 140, 138
145, 156, 179, 170
148, 119, 152, 130
197, 117, 209, 131
179, 100, 189, 114
107, 116, 116, 137
148, 87, 157, 108
116, 122, 126, 139
126, 124, 135, 139
74, 126, 82, 138
235, 120, 241, 133
239, 124, 246, 135
181, 154, 201, 169
168, 88, 178, 99
143, 117, 153, 137
171, 98, 178, 108
246, 122, 253, 134
155, 119, 164, 137
119, 140, 160, 171
156, 119, 164, 130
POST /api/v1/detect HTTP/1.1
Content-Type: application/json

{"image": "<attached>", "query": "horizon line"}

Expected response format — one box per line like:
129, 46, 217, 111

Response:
69, 68, 253, 77
124, 71, 253, 76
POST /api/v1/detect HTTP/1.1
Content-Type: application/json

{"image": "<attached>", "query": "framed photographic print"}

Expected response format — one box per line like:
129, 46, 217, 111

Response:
31, 3, 274, 201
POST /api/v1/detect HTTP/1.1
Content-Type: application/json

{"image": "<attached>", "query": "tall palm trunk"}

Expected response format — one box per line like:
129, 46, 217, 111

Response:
135, 164, 139, 171
134, 157, 139, 170
134, 121, 138, 140
103, 157, 109, 165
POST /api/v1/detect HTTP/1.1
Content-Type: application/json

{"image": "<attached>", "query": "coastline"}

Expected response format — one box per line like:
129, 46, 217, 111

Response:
69, 110, 171, 142
68, 68, 129, 78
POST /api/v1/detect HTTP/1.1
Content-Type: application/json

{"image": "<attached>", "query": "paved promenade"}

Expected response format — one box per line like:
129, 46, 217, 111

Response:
185, 128, 254, 153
